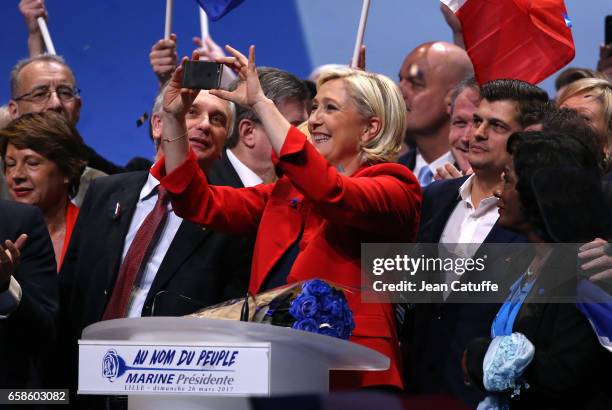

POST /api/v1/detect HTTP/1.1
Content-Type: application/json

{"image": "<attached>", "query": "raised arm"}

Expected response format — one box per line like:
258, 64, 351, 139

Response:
19, 0, 47, 56
159, 55, 200, 174
149, 34, 178, 87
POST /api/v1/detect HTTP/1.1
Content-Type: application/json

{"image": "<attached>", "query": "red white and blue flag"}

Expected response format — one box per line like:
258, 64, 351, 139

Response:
441, 0, 575, 85
196, 0, 245, 21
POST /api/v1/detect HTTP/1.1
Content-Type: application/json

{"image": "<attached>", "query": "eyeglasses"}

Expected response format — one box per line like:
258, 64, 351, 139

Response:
13, 86, 81, 104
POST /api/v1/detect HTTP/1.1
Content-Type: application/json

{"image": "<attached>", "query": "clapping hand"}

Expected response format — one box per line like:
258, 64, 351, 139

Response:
578, 238, 612, 282
0, 234, 28, 292
435, 162, 465, 181
209, 45, 268, 108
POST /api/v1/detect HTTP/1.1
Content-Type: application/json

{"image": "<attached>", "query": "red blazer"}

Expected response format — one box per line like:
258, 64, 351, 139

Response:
152, 127, 422, 389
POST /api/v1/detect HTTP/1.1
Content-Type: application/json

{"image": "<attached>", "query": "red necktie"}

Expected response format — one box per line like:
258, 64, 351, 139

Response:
102, 186, 170, 320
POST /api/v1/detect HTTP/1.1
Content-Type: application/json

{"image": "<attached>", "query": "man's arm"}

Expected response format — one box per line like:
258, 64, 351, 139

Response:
19, 0, 47, 57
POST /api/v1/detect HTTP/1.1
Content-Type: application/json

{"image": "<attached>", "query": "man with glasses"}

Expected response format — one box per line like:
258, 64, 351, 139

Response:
5, 55, 130, 205
8, 55, 81, 126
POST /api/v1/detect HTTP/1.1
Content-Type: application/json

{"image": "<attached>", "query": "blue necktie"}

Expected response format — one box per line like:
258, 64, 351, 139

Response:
418, 166, 434, 187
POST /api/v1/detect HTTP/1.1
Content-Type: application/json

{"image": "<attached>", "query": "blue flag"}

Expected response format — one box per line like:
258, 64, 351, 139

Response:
196, 0, 245, 21
577, 280, 612, 353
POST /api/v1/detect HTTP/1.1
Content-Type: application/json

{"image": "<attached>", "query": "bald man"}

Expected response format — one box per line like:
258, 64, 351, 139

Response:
398, 42, 473, 187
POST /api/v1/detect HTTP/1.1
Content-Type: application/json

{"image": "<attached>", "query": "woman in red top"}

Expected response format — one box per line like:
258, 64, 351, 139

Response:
0, 111, 86, 270
153, 47, 422, 389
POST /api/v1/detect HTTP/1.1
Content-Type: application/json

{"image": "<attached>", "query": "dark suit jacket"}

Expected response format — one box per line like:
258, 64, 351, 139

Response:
207, 149, 243, 189
403, 176, 528, 406
0, 200, 57, 388
398, 148, 417, 171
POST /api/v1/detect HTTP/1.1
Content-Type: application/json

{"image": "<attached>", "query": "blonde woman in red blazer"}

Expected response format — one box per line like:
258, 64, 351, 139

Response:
152, 46, 422, 390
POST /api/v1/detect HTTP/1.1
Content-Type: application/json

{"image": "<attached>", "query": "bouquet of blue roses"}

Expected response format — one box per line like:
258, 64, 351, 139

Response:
191, 279, 356, 340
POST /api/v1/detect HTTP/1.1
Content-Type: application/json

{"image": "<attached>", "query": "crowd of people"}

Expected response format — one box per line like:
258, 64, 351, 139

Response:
1, 1, 612, 409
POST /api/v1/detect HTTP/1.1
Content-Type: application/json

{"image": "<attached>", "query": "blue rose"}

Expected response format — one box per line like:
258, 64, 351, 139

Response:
302, 279, 332, 297
292, 318, 319, 333
326, 298, 344, 316
289, 294, 318, 319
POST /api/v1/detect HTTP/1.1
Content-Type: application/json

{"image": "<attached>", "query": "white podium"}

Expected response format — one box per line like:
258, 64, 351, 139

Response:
79, 317, 389, 410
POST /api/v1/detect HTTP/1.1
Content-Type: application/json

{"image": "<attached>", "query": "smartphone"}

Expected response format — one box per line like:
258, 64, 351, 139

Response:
182, 60, 223, 90
606, 15, 612, 45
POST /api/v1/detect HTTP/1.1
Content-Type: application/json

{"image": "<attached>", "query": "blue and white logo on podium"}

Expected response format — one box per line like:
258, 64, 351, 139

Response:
103, 349, 121, 382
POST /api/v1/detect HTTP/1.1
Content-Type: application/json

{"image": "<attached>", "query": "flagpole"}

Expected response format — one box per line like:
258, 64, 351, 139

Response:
351, 0, 371, 68
199, 7, 209, 48
164, 0, 174, 40
37, 17, 56, 55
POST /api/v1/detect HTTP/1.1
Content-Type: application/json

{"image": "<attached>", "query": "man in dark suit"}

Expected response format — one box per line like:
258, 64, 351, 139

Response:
209, 67, 309, 187
402, 79, 550, 405
0, 200, 57, 388
61, 85, 250, 327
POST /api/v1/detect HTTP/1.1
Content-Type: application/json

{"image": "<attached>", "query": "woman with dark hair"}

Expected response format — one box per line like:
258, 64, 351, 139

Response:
463, 131, 612, 409
0, 111, 86, 270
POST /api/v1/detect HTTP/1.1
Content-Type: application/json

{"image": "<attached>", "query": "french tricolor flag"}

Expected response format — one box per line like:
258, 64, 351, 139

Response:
441, 0, 575, 85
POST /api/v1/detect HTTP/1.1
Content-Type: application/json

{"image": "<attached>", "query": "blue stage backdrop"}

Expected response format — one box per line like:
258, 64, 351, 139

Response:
0, 0, 609, 165
0, 0, 311, 165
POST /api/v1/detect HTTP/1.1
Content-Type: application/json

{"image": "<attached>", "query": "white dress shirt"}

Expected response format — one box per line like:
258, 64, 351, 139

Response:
124, 172, 183, 317
438, 175, 499, 298
440, 174, 499, 254
226, 149, 263, 188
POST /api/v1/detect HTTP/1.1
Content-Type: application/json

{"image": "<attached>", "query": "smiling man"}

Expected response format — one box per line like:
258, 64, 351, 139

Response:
183, 90, 234, 170
403, 79, 549, 406
436, 77, 481, 178
63, 86, 242, 327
